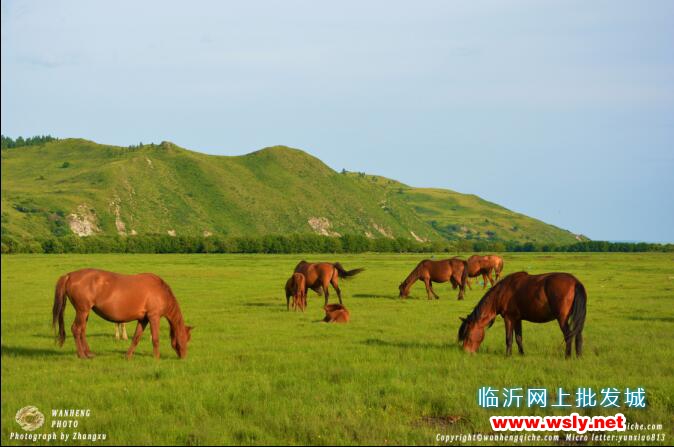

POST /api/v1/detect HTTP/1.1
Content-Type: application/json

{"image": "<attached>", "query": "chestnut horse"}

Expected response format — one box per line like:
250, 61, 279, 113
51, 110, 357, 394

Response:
52, 269, 193, 359
398, 258, 467, 300
465, 255, 504, 289
458, 271, 586, 357
323, 304, 350, 323
293, 261, 364, 306
285, 272, 307, 311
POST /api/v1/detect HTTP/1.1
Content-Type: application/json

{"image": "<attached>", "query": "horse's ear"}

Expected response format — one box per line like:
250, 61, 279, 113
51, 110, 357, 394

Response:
186, 326, 194, 333
459, 317, 466, 322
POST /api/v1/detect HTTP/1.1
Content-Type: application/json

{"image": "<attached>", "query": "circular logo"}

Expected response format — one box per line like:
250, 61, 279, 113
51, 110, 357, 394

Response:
15, 406, 45, 431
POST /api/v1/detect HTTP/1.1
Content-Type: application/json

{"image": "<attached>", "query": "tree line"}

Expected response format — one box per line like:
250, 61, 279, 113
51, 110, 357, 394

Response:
1, 134, 57, 149
1, 233, 671, 254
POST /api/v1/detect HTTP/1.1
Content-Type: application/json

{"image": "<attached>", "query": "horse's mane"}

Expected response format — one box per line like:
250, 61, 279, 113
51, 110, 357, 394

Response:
403, 260, 430, 284
457, 280, 503, 341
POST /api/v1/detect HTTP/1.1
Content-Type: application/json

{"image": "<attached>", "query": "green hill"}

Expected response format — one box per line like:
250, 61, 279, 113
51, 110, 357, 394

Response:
0, 138, 583, 244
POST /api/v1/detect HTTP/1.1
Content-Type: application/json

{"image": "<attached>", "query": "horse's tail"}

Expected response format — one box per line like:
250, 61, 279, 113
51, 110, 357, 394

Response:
52, 273, 69, 346
568, 281, 587, 340
334, 263, 364, 279
460, 260, 468, 291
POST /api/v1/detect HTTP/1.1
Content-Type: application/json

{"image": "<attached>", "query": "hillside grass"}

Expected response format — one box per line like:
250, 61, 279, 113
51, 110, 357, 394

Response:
1, 253, 672, 445
2, 139, 579, 243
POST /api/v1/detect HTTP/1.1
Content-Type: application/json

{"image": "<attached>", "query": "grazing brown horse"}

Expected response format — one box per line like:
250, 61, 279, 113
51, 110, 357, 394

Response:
398, 258, 467, 300
285, 273, 307, 311
323, 304, 350, 323
294, 261, 364, 306
465, 255, 504, 289
114, 323, 128, 340
458, 271, 587, 357
52, 269, 193, 359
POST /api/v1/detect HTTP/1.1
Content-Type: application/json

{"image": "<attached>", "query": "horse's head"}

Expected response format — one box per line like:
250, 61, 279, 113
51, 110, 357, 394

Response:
398, 281, 410, 298
458, 316, 492, 353
170, 325, 193, 359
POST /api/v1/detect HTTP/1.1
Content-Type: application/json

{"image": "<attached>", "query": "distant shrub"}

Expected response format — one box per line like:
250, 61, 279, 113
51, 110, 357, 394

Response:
1, 233, 671, 254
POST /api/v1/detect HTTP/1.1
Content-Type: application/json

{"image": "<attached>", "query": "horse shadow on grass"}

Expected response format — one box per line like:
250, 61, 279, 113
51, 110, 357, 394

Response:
3, 344, 156, 359
626, 315, 674, 323
352, 293, 400, 300
363, 338, 456, 351
2, 344, 71, 357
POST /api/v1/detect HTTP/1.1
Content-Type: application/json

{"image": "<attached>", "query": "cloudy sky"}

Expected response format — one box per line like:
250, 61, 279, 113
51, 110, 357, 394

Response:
2, 0, 673, 242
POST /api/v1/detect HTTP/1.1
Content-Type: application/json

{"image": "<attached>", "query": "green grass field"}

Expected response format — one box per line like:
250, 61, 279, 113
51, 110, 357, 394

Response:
2, 253, 673, 445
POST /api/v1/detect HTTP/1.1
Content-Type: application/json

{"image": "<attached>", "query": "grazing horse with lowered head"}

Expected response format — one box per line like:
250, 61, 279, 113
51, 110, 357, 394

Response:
294, 261, 364, 306
465, 254, 504, 289
285, 272, 307, 311
52, 269, 193, 359
458, 271, 587, 357
398, 258, 467, 300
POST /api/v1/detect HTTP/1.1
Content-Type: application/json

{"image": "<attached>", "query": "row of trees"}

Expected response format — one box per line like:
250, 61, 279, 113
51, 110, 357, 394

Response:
1, 234, 672, 254
1, 135, 57, 149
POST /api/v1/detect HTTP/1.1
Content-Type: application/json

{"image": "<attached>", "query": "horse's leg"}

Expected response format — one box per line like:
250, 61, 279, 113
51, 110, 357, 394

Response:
504, 317, 514, 356
466, 277, 473, 290
126, 318, 148, 359
455, 273, 465, 301
149, 316, 161, 359
428, 281, 440, 300
558, 319, 573, 358
330, 276, 343, 305
481, 272, 489, 289
80, 312, 94, 358
515, 320, 524, 355
575, 331, 583, 357
114, 323, 120, 340
322, 278, 331, 306
121, 323, 128, 340
422, 277, 433, 300
487, 270, 495, 287
71, 311, 88, 359
286, 292, 291, 311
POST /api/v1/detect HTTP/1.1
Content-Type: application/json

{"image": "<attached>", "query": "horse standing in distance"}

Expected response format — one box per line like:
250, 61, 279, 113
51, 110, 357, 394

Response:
293, 261, 364, 306
398, 258, 467, 300
114, 323, 128, 340
285, 272, 307, 311
52, 269, 193, 359
465, 255, 504, 289
458, 271, 586, 357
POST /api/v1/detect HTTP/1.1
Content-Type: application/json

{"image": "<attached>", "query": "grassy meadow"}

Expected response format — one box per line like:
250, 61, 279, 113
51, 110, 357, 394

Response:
1, 253, 673, 445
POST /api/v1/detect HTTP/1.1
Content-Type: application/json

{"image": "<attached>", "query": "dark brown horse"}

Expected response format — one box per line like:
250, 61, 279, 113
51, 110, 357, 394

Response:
52, 269, 193, 359
285, 272, 307, 311
465, 255, 504, 289
398, 258, 468, 300
294, 261, 364, 306
458, 271, 586, 357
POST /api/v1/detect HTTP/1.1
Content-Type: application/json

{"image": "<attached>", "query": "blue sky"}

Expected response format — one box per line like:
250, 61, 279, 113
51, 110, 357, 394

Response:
2, 1, 673, 242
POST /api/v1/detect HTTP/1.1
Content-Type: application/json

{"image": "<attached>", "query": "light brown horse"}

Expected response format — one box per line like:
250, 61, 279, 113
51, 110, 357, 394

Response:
323, 304, 350, 323
398, 258, 467, 300
458, 271, 586, 357
52, 269, 193, 359
465, 255, 504, 289
285, 272, 307, 311
294, 261, 364, 306
114, 323, 128, 340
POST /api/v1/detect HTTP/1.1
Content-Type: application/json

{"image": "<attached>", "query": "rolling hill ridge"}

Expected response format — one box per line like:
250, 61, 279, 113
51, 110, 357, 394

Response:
1, 139, 583, 244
